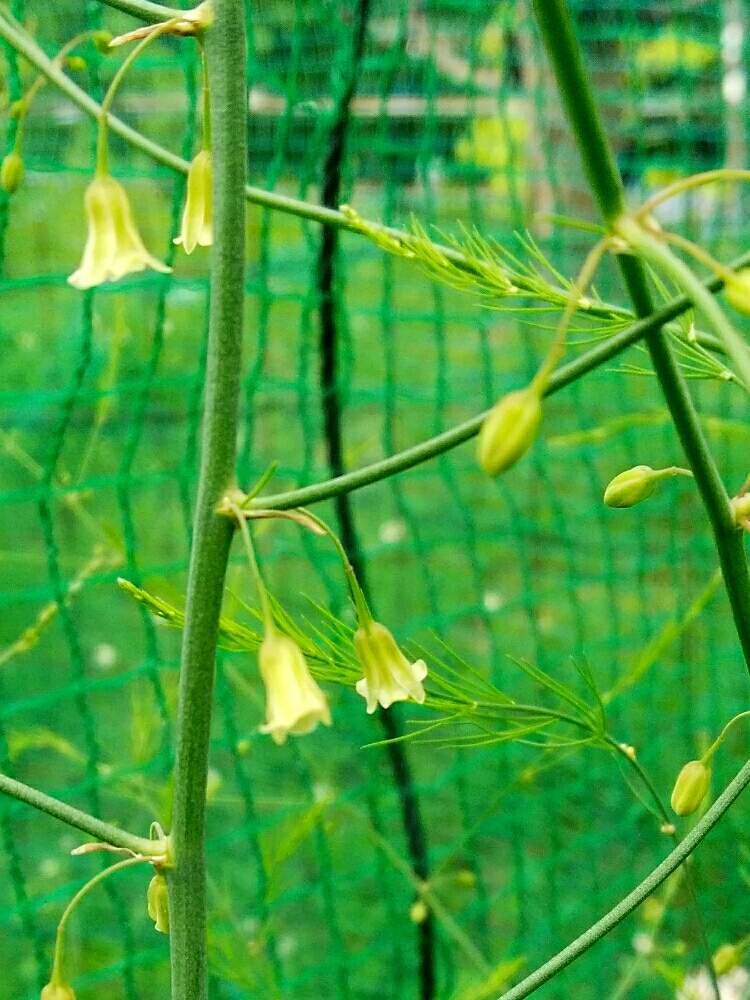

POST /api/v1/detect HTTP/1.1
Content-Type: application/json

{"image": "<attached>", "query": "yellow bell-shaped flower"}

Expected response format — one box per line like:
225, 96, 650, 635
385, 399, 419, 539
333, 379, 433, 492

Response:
354, 620, 427, 714
68, 173, 171, 290
174, 150, 212, 253
147, 872, 170, 934
41, 981, 76, 1000
258, 631, 331, 745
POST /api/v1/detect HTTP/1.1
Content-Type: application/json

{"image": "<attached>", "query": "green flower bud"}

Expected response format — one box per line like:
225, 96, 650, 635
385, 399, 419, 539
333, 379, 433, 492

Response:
409, 899, 428, 924
92, 31, 114, 53
477, 386, 542, 476
603, 465, 658, 508
147, 872, 170, 934
712, 942, 741, 976
670, 759, 711, 816
1, 151, 24, 194
725, 268, 750, 316
65, 55, 87, 72
41, 982, 76, 1000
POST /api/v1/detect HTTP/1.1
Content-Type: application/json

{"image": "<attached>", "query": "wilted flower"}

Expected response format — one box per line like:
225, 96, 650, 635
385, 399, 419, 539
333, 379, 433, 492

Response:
147, 872, 170, 934
258, 631, 331, 744
41, 981, 76, 1000
670, 759, 711, 816
354, 620, 427, 713
174, 150, 212, 253
68, 173, 171, 290
477, 385, 542, 476
1, 151, 24, 194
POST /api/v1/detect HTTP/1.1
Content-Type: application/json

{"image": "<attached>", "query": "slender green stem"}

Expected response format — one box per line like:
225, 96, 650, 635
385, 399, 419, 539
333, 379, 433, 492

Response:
298, 508, 373, 624
94, 0, 180, 22
166, 3, 246, 1000
703, 710, 750, 761
49, 855, 147, 986
248, 288, 731, 513
96, 18, 178, 174
499, 755, 750, 1000
617, 217, 750, 390
0, 771, 162, 856
532, 0, 750, 677
637, 168, 750, 219
230, 503, 274, 630
609, 742, 719, 997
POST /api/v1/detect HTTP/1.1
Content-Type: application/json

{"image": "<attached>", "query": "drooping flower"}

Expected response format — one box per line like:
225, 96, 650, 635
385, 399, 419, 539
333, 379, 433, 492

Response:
147, 872, 170, 934
174, 150, 212, 253
68, 173, 171, 290
41, 981, 76, 1000
258, 631, 331, 745
354, 620, 427, 714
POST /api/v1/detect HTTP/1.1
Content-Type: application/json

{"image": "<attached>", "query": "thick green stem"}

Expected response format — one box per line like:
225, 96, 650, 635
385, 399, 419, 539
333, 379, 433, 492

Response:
0, 771, 161, 856
166, 3, 246, 1000
532, 0, 750, 676
499, 755, 750, 999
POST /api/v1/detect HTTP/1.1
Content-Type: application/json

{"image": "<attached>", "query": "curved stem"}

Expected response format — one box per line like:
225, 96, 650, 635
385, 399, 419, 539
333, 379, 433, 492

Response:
0, 771, 162, 856
166, 3, 246, 1000
499, 754, 750, 1000
96, 17, 178, 174
636, 168, 750, 219
49, 855, 147, 986
532, 0, 750, 678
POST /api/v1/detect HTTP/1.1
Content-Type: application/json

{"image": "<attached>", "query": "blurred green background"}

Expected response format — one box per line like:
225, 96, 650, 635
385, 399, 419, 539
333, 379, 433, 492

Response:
1, 1, 750, 998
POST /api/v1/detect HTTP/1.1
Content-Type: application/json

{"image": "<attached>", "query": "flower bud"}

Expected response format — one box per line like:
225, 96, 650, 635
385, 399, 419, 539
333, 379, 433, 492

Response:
41, 982, 76, 1000
670, 759, 711, 816
147, 872, 170, 934
65, 55, 87, 72
477, 386, 542, 476
92, 31, 114, 53
409, 899, 428, 924
712, 943, 741, 976
1, 151, 24, 194
725, 268, 750, 315
603, 465, 658, 508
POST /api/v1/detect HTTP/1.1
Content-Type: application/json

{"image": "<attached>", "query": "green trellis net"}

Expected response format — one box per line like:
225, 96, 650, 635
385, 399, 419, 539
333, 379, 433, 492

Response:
1, 1, 749, 998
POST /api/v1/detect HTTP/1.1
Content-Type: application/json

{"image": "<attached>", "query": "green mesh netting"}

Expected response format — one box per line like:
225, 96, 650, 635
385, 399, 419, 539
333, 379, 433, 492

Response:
1, 1, 749, 998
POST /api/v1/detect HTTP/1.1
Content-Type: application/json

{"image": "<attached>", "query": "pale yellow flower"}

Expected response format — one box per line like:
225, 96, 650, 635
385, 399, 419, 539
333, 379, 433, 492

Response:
174, 150, 212, 253
68, 174, 171, 290
147, 873, 170, 934
354, 621, 427, 714
41, 981, 76, 1000
258, 631, 331, 744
